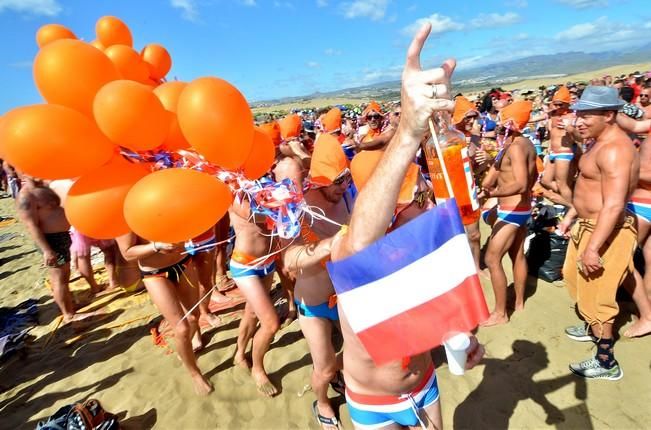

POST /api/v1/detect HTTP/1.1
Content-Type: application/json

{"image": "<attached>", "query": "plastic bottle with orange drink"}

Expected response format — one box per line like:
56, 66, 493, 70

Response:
422, 113, 480, 225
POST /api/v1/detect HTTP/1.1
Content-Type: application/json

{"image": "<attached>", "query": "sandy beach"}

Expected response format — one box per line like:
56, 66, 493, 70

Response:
1, 193, 650, 429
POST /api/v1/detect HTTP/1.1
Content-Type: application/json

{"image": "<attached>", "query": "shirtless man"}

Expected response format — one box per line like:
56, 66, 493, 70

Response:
479, 101, 538, 327
116, 232, 213, 395
540, 86, 582, 209
638, 86, 651, 119
330, 24, 484, 430
275, 134, 351, 429
229, 192, 280, 397
355, 102, 397, 151
613, 114, 651, 337
16, 176, 76, 322
558, 86, 639, 380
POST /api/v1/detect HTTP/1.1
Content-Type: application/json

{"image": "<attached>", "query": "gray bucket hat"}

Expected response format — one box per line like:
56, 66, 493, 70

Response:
570, 86, 625, 111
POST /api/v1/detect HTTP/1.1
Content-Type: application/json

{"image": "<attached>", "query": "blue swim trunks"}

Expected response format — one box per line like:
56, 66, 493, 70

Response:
229, 251, 276, 279
549, 150, 574, 162
295, 299, 339, 321
627, 198, 651, 223
346, 365, 439, 429
496, 205, 531, 227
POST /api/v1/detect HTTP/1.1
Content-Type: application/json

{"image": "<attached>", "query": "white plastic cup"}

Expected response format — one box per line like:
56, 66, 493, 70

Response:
443, 332, 471, 376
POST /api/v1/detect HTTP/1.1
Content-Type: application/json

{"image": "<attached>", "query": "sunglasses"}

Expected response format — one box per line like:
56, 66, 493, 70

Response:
333, 171, 352, 186
367, 114, 382, 120
640, 94, 650, 98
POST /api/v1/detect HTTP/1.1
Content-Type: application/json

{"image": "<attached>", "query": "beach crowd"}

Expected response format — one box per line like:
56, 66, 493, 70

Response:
3, 22, 651, 430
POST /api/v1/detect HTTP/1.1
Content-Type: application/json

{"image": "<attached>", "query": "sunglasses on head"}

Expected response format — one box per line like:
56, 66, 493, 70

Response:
333, 170, 352, 186
367, 114, 382, 120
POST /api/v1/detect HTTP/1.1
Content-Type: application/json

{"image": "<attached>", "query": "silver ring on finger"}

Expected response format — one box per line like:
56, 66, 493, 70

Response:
430, 84, 438, 99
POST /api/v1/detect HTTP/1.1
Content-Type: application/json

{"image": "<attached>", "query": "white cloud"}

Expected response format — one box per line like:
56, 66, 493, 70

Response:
402, 13, 464, 36
8, 60, 33, 68
170, 0, 199, 21
317, 0, 328, 7
554, 17, 606, 40
0, 0, 61, 16
324, 48, 342, 56
273, 1, 293, 7
645, 22, 651, 29
307, 61, 320, 68
555, 0, 607, 8
241, 0, 256, 6
514, 32, 529, 40
342, 0, 390, 21
470, 12, 520, 28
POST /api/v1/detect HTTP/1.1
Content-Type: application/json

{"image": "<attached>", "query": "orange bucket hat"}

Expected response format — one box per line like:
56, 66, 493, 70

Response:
350, 150, 418, 205
322, 108, 342, 133
362, 101, 382, 117
452, 96, 478, 125
552, 86, 571, 104
258, 121, 282, 146
278, 114, 302, 140
500, 100, 532, 132
309, 134, 348, 186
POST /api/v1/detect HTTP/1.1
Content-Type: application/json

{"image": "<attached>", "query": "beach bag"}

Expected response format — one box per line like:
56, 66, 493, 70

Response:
36, 399, 119, 430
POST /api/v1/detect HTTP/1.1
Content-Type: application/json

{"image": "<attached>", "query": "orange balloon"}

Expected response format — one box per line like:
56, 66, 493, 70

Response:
36, 24, 76, 48
90, 39, 105, 50
33, 39, 119, 117
104, 45, 149, 82
65, 156, 149, 239
0, 104, 115, 180
242, 129, 275, 180
124, 168, 233, 243
154, 82, 190, 150
93, 80, 170, 151
96, 16, 133, 47
141, 44, 172, 80
177, 77, 254, 170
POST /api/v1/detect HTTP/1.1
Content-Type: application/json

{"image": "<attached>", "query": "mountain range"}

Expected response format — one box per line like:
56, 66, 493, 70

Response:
252, 43, 651, 108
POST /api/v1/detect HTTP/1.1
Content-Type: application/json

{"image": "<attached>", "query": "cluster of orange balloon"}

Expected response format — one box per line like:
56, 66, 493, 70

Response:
0, 16, 276, 244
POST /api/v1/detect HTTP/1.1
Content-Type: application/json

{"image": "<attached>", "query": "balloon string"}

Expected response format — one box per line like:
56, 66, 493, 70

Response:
302, 205, 343, 227
180, 235, 235, 255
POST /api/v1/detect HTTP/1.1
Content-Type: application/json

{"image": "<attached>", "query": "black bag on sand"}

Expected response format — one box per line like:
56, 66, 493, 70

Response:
36, 399, 119, 430
526, 205, 569, 283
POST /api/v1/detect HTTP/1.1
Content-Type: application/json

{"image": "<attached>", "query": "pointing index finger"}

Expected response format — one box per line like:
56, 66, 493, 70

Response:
405, 22, 432, 72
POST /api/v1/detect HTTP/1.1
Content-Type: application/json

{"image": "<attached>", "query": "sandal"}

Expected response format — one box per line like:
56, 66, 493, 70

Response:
312, 400, 341, 430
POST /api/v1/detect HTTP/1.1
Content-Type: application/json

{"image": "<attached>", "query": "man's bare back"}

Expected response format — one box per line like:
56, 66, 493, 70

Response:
18, 182, 69, 234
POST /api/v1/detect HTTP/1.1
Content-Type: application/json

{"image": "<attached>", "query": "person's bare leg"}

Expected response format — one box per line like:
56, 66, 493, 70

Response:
101, 243, 119, 290
553, 160, 574, 208
415, 399, 442, 430
235, 301, 257, 371
482, 222, 518, 327
77, 253, 100, 294
276, 259, 297, 327
176, 263, 205, 351
235, 274, 280, 396
50, 263, 75, 321
465, 220, 481, 273
624, 219, 651, 337
624, 269, 651, 337
145, 276, 213, 395
508, 226, 528, 312
299, 315, 338, 425
194, 251, 226, 328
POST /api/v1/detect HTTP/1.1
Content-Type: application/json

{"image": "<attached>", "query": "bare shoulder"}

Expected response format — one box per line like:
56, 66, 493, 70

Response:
16, 189, 34, 212
597, 136, 636, 167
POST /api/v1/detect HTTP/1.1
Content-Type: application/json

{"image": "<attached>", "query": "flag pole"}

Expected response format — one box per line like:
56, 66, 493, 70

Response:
428, 116, 455, 199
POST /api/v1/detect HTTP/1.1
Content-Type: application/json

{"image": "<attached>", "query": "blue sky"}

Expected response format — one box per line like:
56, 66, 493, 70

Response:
1, 0, 650, 113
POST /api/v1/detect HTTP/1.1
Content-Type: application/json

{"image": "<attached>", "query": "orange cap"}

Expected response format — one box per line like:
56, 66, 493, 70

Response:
500, 100, 532, 132
362, 101, 382, 117
552, 86, 571, 104
322, 108, 342, 133
278, 114, 302, 140
258, 121, 282, 146
452, 96, 478, 125
350, 150, 418, 205
309, 134, 348, 186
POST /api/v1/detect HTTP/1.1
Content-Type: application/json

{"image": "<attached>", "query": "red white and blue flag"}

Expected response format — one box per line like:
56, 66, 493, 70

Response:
327, 199, 488, 365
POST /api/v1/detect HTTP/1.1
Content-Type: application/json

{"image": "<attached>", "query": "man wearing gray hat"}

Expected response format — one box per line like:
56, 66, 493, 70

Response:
557, 86, 639, 380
